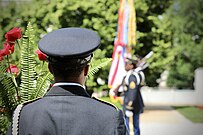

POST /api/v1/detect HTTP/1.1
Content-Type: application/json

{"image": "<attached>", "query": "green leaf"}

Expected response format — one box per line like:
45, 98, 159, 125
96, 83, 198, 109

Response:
35, 72, 53, 98
88, 58, 112, 78
20, 22, 37, 102
0, 64, 18, 119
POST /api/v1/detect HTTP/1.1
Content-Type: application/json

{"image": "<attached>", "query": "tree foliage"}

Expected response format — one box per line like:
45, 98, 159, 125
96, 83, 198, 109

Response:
1, 0, 202, 133
135, 0, 173, 86
166, 0, 203, 88
1, 0, 201, 90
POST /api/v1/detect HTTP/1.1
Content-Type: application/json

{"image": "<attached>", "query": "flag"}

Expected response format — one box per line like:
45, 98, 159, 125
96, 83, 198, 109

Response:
128, 0, 136, 46
108, 42, 126, 88
108, 0, 136, 89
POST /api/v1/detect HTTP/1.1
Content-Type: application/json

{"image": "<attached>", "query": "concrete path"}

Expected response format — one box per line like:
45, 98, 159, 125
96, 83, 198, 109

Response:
137, 106, 203, 135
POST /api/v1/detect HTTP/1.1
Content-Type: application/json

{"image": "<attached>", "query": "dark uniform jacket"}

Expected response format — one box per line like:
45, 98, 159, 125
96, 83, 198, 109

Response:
7, 84, 127, 135
123, 85, 144, 114
123, 69, 145, 115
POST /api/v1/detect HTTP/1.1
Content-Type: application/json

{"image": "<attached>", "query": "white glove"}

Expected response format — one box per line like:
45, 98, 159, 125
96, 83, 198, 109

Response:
125, 110, 133, 117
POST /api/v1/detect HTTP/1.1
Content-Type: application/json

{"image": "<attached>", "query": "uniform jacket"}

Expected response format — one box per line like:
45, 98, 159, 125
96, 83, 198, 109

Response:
7, 83, 127, 135
123, 69, 145, 115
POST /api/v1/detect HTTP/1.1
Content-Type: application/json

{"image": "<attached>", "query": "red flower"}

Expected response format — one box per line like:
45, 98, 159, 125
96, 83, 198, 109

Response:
36, 50, 47, 61
5, 42, 15, 54
0, 42, 15, 57
0, 43, 11, 56
6, 64, 19, 76
5, 27, 22, 42
9, 43, 15, 53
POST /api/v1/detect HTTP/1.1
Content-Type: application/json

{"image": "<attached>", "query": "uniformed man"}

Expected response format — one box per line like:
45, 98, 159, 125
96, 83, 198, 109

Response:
110, 58, 145, 135
123, 58, 145, 135
7, 28, 127, 135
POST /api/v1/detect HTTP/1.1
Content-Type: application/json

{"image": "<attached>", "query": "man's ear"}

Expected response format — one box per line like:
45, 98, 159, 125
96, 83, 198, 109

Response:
48, 63, 53, 74
84, 64, 90, 76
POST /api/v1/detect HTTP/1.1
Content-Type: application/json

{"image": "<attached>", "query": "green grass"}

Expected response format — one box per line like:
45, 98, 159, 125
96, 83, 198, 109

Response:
173, 106, 203, 123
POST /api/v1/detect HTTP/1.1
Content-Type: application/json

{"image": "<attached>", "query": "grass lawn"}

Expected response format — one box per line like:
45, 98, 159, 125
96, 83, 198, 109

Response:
173, 106, 203, 123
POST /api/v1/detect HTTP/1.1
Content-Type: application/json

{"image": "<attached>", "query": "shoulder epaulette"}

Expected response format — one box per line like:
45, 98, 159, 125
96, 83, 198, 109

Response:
12, 97, 41, 135
22, 97, 42, 105
92, 97, 119, 111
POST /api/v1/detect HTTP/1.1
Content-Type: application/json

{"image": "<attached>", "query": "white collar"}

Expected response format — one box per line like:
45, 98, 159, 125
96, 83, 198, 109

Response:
53, 82, 86, 89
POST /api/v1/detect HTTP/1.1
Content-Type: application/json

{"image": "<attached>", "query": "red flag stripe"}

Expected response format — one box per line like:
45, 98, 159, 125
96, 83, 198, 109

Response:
109, 50, 122, 86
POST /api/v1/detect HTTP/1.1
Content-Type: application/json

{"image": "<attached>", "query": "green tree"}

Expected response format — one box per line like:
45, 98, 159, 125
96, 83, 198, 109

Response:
145, 0, 203, 89
166, 0, 203, 88
0, 0, 174, 89
0, 0, 119, 92
135, 0, 173, 86
147, 13, 175, 87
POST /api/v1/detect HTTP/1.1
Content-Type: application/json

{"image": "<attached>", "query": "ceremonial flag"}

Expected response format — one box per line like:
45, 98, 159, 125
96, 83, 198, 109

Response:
108, 41, 126, 88
108, 0, 136, 89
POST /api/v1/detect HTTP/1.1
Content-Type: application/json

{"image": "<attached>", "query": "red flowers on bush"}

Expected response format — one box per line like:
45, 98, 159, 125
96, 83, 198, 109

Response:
0, 27, 22, 77
6, 64, 19, 76
36, 50, 47, 61
5, 27, 22, 42
0, 44, 10, 57
0, 27, 22, 58
0, 42, 15, 56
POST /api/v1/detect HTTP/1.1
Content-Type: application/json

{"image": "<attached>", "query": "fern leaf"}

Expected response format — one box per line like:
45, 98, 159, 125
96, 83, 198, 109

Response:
0, 63, 6, 74
35, 72, 53, 98
20, 22, 37, 102
88, 58, 112, 77
0, 64, 18, 119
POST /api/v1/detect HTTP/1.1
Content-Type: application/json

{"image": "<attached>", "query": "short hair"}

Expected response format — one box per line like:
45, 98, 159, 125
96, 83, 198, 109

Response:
49, 55, 92, 79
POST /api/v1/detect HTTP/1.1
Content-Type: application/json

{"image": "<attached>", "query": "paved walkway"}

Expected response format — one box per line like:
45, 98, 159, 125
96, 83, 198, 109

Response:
134, 106, 203, 135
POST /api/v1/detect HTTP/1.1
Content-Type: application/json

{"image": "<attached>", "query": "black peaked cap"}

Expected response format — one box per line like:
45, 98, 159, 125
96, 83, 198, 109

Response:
126, 58, 138, 64
38, 28, 101, 58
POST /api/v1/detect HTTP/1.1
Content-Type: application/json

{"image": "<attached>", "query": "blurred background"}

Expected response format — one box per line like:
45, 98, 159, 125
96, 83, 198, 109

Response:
1, 0, 202, 90
0, 0, 203, 134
